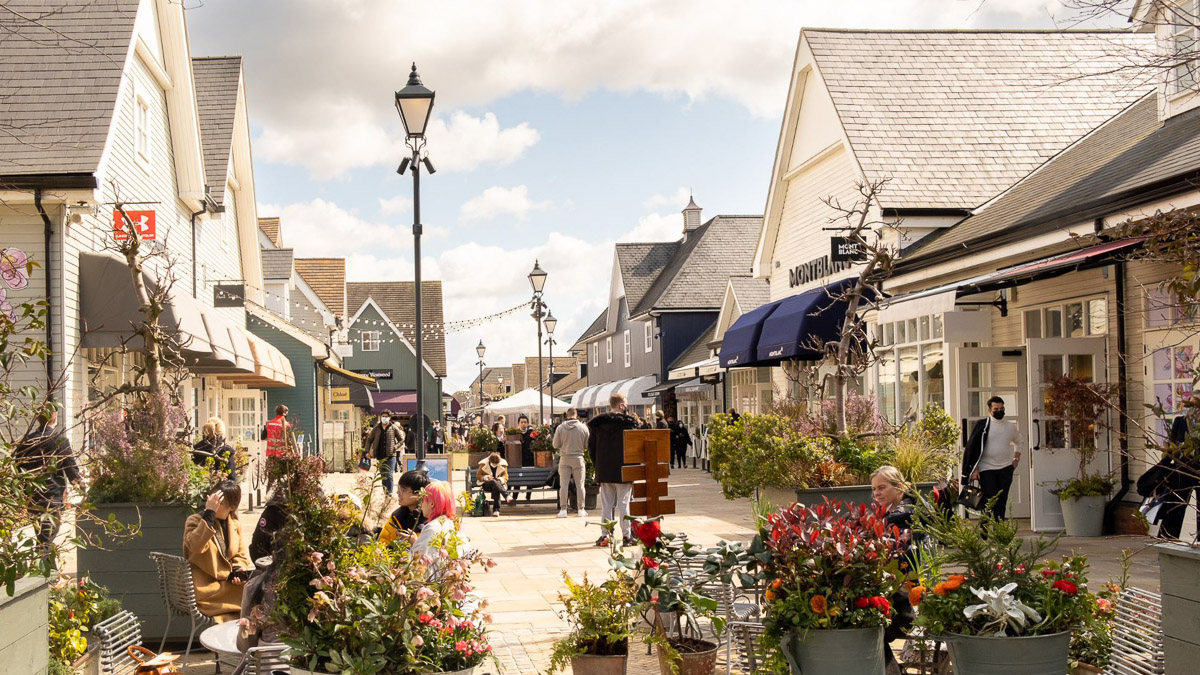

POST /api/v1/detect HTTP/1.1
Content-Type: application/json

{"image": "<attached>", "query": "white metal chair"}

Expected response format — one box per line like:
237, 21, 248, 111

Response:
1106, 587, 1165, 675
92, 610, 143, 675
149, 551, 213, 670
231, 644, 290, 675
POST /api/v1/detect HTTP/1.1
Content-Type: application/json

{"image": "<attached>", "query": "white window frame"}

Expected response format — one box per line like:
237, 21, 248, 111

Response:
606, 336, 613, 364
623, 329, 631, 367
361, 330, 381, 352
1021, 296, 1108, 340
591, 342, 598, 367
874, 313, 946, 424
644, 321, 653, 352
1173, 0, 1200, 93
134, 87, 151, 170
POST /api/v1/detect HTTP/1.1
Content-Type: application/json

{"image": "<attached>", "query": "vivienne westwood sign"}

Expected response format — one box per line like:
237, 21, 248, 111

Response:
787, 254, 851, 288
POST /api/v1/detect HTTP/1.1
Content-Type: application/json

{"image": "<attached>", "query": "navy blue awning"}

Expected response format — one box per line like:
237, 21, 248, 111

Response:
718, 299, 783, 368
755, 278, 859, 363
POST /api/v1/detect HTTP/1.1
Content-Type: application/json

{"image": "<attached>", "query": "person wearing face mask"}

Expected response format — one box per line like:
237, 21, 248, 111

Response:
961, 396, 1023, 520
14, 408, 80, 556
364, 410, 406, 497
183, 480, 253, 622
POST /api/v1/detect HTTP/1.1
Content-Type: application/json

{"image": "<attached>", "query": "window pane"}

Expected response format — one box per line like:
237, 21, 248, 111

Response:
906, 319, 918, 344
931, 314, 943, 340
1087, 298, 1107, 335
919, 316, 930, 342
1024, 309, 1041, 339
1066, 302, 1085, 338
922, 344, 944, 411
1147, 289, 1172, 328
1068, 354, 1094, 381
899, 346, 920, 422
1045, 307, 1063, 338
878, 351, 897, 425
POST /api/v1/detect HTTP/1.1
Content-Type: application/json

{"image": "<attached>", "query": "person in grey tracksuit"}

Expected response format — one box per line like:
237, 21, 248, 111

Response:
553, 407, 591, 517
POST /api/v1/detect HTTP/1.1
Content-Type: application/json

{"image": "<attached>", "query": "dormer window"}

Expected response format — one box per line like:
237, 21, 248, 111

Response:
1173, 0, 1200, 92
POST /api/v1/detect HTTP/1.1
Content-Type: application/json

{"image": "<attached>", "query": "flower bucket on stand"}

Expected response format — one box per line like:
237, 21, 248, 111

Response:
655, 639, 719, 675
780, 627, 885, 675
947, 631, 1070, 675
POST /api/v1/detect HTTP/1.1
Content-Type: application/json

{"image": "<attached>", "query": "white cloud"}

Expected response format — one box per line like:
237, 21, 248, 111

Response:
643, 187, 692, 210
378, 195, 412, 216
459, 185, 550, 222
257, 198, 410, 258
618, 212, 682, 243
427, 112, 541, 173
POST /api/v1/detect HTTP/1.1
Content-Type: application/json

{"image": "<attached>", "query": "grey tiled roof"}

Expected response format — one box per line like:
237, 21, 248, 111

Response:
728, 276, 770, 312
0, 0, 138, 176
615, 242, 679, 313
805, 30, 1155, 209
192, 57, 241, 205
899, 94, 1200, 270
632, 215, 763, 316
347, 281, 447, 378
261, 248, 294, 280
669, 319, 717, 371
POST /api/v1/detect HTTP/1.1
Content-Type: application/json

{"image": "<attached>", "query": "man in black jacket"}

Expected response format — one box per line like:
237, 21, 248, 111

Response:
587, 393, 639, 547
14, 409, 81, 555
668, 416, 692, 469
960, 396, 1022, 520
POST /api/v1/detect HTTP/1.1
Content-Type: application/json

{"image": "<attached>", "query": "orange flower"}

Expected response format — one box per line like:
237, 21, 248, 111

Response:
810, 595, 827, 614
933, 583, 948, 596
765, 589, 777, 603
909, 586, 926, 606
943, 574, 966, 591
770, 578, 783, 591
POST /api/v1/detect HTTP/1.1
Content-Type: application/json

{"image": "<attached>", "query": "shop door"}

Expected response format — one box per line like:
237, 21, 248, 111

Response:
1027, 337, 1108, 532
956, 348, 1030, 518
223, 391, 266, 457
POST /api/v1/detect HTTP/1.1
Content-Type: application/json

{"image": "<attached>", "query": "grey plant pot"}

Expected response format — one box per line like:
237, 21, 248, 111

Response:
946, 631, 1069, 675
793, 482, 939, 509
1059, 494, 1106, 537
0, 576, 49, 675
780, 627, 884, 675
77, 503, 194, 643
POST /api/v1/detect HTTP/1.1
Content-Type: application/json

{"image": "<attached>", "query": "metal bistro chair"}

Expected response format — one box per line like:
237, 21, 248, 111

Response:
232, 644, 290, 675
150, 551, 213, 669
1106, 587, 1166, 675
93, 610, 143, 675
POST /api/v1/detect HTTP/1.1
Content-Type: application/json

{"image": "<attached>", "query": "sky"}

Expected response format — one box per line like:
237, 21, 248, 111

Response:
183, 0, 1125, 393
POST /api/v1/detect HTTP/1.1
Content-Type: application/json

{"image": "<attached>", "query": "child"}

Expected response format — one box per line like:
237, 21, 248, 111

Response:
379, 470, 431, 546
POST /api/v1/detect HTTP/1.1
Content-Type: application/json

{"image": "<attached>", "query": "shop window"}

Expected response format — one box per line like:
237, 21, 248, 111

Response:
623, 330, 631, 367
1023, 297, 1108, 339
361, 331, 381, 352
875, 313, 945, 424
1147, 288, 1198, 328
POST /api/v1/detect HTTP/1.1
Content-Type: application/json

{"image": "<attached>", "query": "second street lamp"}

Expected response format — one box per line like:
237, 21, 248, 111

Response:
476, 339, 486, 425
396, 63, 436, 471
544, 310, 557, 421
529, 260, 548, 423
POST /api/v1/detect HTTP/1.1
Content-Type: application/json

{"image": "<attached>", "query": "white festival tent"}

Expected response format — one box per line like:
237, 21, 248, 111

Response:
484, 388, 571, 420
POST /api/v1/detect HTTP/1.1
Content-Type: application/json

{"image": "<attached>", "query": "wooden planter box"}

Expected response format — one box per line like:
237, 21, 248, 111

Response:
533, 450, 553, 468
449, 452, 471, 472
0, 576, 49, 675
792, 482, 938, 508
77, 503, 194, 643
1158, 542, 1200, 675
504, 434, 523, 467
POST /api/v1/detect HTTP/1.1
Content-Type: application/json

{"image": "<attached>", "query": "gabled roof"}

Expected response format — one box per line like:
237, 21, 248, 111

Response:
295, 258, 346, 318
0, 0, 139, 177
804, 29, 1155, 210
632, 215, 762, 316
192, 57, 241, 206
258, 217, 282, 247
898, 94, 1200, 271
615, 242, 679, 312
570, 309, 607, 352
729, 276, 770, 311
670, 319, 718, 371
346, 281, 446, 378
261, 248, 294, 281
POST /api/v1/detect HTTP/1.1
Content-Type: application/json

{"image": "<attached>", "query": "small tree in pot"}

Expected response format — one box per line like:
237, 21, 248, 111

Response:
1042, 374, 1119, 536
548, 571, 638, 674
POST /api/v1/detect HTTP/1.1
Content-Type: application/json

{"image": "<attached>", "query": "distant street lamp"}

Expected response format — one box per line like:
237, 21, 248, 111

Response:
544, 310, 557, 421
529, 260, 548, 423
476, 340, 486, 426
396, 63, 436, 471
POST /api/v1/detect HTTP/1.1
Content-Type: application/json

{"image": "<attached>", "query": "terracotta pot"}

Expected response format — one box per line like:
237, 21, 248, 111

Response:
72, 643, 99, 675
656, 638, 719, 675
571, 653, 628, 675
1072, 664, 1103, 674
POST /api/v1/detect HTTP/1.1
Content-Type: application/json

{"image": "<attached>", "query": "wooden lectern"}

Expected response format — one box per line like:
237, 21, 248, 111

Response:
621, 429, 674, 517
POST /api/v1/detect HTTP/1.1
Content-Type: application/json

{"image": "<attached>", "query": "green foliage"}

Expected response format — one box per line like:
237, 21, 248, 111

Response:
893, 403, 960, 483
1042, 375, 1119, 485
547, 571, 638, 674
1053, 473, 1116, 500
48, 575, 119, 667
530, 425, 554, 453
466, 426, 498, 453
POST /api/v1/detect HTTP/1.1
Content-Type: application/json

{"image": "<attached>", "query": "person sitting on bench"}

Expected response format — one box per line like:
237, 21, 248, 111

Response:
477, 449, 510, 517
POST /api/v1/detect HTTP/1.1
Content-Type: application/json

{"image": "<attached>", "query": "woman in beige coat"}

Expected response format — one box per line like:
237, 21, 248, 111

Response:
476, 450, 510, 517
183, 480, 253, 622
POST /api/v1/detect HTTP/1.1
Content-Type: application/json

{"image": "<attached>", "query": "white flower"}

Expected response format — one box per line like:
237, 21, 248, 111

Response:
962, 582, 1042, 635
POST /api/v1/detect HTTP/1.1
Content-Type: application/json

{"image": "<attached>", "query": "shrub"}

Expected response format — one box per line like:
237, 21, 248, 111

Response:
466, 426, 498, 453
547, 571, 638, 673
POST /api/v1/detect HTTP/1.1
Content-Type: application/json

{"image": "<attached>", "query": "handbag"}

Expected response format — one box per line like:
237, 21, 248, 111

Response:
128, 645, 181, 674
958, 482, 985, 511
357, 454, 372, 471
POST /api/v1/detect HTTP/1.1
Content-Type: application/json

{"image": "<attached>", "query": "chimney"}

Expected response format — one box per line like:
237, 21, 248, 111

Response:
682, 195, 702, 240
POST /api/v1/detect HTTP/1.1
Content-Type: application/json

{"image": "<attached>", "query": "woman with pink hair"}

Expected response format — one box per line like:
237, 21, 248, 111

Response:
411, 480, 460, 559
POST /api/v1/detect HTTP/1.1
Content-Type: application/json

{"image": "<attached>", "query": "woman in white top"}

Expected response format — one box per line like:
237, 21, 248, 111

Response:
411, 480, 461, 560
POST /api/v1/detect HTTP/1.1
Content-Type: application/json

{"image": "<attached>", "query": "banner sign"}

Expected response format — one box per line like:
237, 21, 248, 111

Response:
330, 386, 351, 403
113, 209, 156, 241
354, 369, 393, 380
214, 283, 246, 308
831, 236, 867, 263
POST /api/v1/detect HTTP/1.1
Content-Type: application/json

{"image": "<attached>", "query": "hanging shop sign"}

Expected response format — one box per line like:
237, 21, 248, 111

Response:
112, 209, 156, 241
214, 283, 246, 308
787, 254, 851, 288
830, 236, 868, 263
354, 369, 393, 380
330, 387, 351, 403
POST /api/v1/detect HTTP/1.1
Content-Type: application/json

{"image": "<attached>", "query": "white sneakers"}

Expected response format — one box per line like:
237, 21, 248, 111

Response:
578, 509, 587, 518
557, 509, 568, 518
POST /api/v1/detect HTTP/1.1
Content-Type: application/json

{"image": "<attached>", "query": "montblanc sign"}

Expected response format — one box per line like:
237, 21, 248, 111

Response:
787, 254, 851, 288
830, 237, 867, 263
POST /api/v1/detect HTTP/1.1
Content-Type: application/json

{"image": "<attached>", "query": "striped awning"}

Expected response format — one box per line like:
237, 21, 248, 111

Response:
570, 375, 658, 409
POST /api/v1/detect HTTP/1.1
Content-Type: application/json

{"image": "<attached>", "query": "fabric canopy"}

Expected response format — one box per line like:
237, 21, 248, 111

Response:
485, 388, 570, 417
570, 375, 658, 409
755, 278, 858, 364
643, 378, 692, 396
372, 391, 417, 415
718, 299, 783, 368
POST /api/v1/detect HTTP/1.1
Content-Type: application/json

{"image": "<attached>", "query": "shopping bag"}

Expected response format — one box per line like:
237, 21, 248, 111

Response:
958, 482, 985, 511
128, 645, 181, 674
357, 454, 372, 471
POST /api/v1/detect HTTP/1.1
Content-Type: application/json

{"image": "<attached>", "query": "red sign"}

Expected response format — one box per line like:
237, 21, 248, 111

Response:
113, 209, 156, 241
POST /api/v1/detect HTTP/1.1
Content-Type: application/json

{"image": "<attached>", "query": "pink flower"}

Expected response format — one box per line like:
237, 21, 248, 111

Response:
452, 589, 467, 601
411, 635, 424, 648
1, 248, 30, 290
416, 587, 435, 601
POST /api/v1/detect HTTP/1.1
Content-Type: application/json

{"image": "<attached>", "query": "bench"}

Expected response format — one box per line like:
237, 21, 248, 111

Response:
465, 466, 559, 506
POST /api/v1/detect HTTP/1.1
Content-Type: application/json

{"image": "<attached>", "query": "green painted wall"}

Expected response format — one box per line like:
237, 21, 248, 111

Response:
248, 321, 320, 452
344, 303, 442, 420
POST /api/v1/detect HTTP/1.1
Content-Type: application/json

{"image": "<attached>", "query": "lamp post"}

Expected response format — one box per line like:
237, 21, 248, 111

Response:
395, 63, 436, 471
528, 260, 548, 423
476, 340, 486, 426
544, 310, 557, 422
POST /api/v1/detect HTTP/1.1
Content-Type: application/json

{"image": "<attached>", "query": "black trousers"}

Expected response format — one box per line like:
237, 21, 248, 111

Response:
33, 489, 66, 553
978, 465, 1015, 520
480, 479, 508, 509
1157, 487, 1195, 539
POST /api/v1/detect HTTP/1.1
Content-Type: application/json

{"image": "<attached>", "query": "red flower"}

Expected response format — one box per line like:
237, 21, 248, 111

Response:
631, 519, 662, 548
1052, 580, 1078, 595
642, 556, 659, 570
530, 430, 540, 438
854, 597, 870, 609
870, 596, 890, 613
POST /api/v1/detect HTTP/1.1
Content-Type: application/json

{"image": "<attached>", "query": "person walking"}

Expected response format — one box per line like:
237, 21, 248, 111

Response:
264, 405, 296, 459
588, 393, 639, 547
432, 421, 445, 454
364, 410, 405, 496
668, 416, 692, 470
961, 396, 1023, 520
14, 409, 81, 558
554, 407, 590, 518
654, 411, 668, 429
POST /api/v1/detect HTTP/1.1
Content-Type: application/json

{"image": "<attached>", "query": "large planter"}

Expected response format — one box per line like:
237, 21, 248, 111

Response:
656, 638, 719, 675
533, 449, 553, 468
467, 451, 491, 468
793, 482, 938, 508
449, 452, 471, 472
504, 434, 523, 466
945, 631, 1069, 675
572, 653, 628, 674
1158, 542, 1200, 675
780, 627, 884, 675
76, 503, 194, 643
567, 483, 600, 511
1060, 495, 1106, 537
0, 576, 49, 675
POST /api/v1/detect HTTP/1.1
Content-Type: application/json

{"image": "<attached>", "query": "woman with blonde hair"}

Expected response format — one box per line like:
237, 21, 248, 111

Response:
193, 416, 237, 478
870, 465, 917, 674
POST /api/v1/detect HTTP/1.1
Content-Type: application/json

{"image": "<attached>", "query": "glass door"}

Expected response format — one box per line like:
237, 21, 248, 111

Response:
956, 348, 1030, 518
1027, 337, 1108, 532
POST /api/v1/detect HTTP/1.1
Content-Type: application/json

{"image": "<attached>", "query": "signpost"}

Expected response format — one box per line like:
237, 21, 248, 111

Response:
330, 387, 350, 403
830, 236, 867, 263
112, 209, 156, 241
621, 429, 674, 517
214, 283, 246, 308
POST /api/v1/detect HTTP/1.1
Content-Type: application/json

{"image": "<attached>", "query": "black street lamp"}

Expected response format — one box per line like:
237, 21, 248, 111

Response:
476, 340, 486, 425
529, 260, 548, 423
396, 63, 436, 471
544, 310, 557, 421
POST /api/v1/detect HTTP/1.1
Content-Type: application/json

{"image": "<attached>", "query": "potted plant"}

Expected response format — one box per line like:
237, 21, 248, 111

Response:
1042, 375, 1120, 536
614, 517, 723, 675
531, 424, 554, 467
912, 508, 1094, 675
466, 425, 498, 467
447, 436, 471, 471
48, 575, 121, 675
548, 571, 638, 675
739, 499, 905, 675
